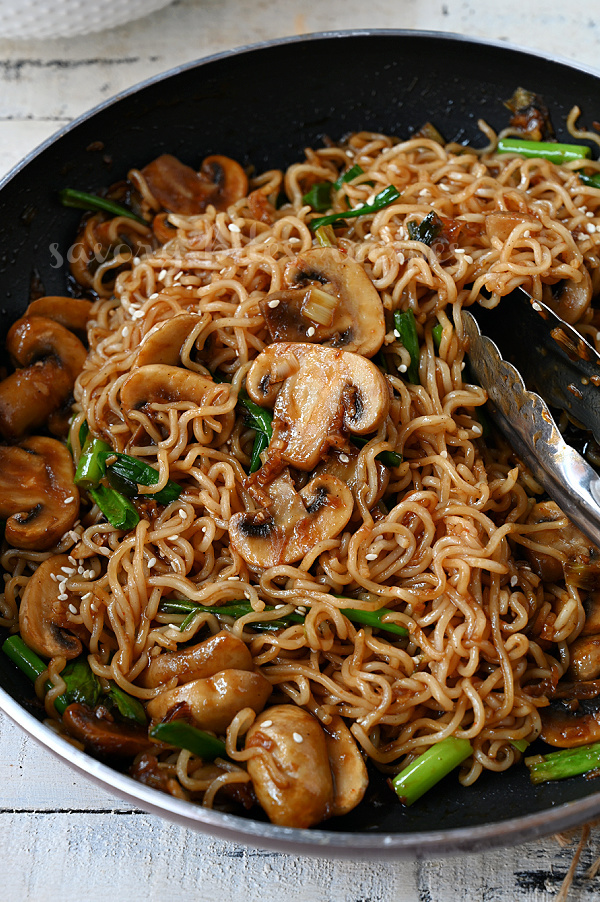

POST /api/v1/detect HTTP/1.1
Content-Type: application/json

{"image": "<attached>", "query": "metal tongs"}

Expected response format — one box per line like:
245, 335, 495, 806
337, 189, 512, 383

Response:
463, 287, 600, 547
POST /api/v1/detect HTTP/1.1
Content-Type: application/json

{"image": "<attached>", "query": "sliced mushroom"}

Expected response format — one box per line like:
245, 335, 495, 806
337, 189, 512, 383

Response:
229, 471, 353, 568
484, 212, 538, 244
0, 437, 79, 550
19, 554, 85, 658
322, 715, 368, 816
0, 316, 87, 440
138, 631, 253, 688
568, 636, 600, 681
136, 313, 205, 367
246, 343, 390, 472
541, 698, 600, 748
25, 296, 93, 337
523, 500, 600, 583
146, 669, 272, 733
542, 268, 593, 325
63, 703, 151, 757
260, 247, 385, 357
141, 153, 248, 215
582, 592, 600, 636
120, 364, 230, 410
313, 445, 389, 510
246, 705, 334, 828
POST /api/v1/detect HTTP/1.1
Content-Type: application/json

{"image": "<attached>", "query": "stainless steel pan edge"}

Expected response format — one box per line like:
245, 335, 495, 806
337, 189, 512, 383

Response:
2, 29, 600, 855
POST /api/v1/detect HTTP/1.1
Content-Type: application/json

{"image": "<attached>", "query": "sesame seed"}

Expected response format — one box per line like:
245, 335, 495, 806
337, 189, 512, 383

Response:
472, 425, 482, 436
275, 604, 285, 609
133, 257, 141, 266
367, 194, 376, 205
121, 325, 130, 337
178, 509, 186, 519
523, 230, 530, 238
58, 593, 68, 601
167, 534, 179, 541
228, 223, 241, 233
418, 188, 429, 196
267, 299, 280, 309
131, 309, 145, 320
463, 255, 474, 264
261, 720, 273, 728
289, 237, 301, 244
91, 603, 98, 612
68, 604, 78, 615
158, 269, 167, 279
62, 567, 76, 576
587, 211, 595, 218
399, 364, 407, 373
440, 449, 448, 458
297, 605, 307, 613
366, 552, 378, 560
147, 557, 157, 568
587, 223, 597, 233
455, 248, 465, 254
393, 329, 401, 338
78, 566, 84, 575
339, 453, 350, 463
227, 575, 240, 581
50, 573, 58, 582
174, 271, 183, 281
82, 592, 92, 601
293, 733, 303, 744
306, 326, 316, 337
68, 555, 77, 565
532, 302, 542, 312
510, 575, 518, 587
149, 292, 159, 300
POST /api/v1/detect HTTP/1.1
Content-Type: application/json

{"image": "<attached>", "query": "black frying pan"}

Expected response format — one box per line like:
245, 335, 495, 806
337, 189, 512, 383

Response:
1, 30, 599, 856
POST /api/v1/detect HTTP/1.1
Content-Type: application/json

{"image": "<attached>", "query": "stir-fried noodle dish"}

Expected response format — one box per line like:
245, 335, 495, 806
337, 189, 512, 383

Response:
3, 90, 600, 827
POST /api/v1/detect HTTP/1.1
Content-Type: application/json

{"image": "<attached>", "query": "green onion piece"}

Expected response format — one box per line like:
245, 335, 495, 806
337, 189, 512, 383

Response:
394, 309, 421, 384
102, 452, 182, 505
309, 185, 400, 231
74, 435, 112, 489
525, 741, 600, 784
407, 211, 443, 246
238, 392, 273, 439
578, 172, 600, 189
392, 737, 473, 806
67, 419, 90, 457
315, 224, 336, 247
432, 323, 444, 349
333, 164, 365, 189
496, 137, 592, 164
59, 188, 146, 225
250, 430, 269, 474
1, 636, 99, 716
350, 434, 402, 467
89, 484, 140, 530
302, 182, 334, 212
162, 599, 406, 637
510, 738, 530, 753
340, 607, 407, 637
150, 721, 226, 760
106, 684, 147, 725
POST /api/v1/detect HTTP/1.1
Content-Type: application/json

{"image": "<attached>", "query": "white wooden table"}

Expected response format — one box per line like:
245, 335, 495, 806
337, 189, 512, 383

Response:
2, 2, 600, 898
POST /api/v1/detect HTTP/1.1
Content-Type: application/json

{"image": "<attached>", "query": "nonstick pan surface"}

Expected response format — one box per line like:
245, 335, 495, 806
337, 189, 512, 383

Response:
1, 30, 600, 856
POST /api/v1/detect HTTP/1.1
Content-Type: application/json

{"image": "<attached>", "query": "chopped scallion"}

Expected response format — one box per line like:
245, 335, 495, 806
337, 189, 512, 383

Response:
150, 721, 226, 760
394, 309, 421, 384
525, 741, 600, 784
496, 137, 592, 165
392, 737, 473, 806
59, 188, 146, 225
309, 185, 400, 231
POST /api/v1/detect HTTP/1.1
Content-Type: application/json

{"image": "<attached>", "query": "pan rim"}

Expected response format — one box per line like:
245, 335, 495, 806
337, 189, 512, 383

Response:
2, 27, 600, 856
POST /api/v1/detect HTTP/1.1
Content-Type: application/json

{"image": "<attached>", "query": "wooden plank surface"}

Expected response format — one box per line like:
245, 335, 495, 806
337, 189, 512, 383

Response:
3, 1, 600, 899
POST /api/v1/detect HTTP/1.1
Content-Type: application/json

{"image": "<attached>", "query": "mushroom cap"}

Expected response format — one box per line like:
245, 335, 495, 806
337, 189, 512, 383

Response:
146, 668, 272, 734
229, 471, 354, 568
0, 359, 73, 440
138, 630, 254, 688
24, 296, 93, 337
140, 153, 248, 215
541, 698, 600, 748
63, 703, 151, 758
19, 553, 86, 659
7, 315, 87, 381
542, 268, 593, 325
246, 342, 390, 471
260, 247, 385, 358
323, 715, 369, 817
135, 313, 206, 368
246, 705, 334, 828
0, 436, 79, 550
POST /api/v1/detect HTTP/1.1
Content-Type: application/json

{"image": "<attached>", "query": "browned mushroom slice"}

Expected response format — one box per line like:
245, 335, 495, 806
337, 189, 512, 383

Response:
484, 212, 538, 245
542, 268, 593, 325
260, 247, 385, 358
582, 592, 600, 636
313, 445, 389, 510
120, 363, 229, 410
135, 313, 205, 368
63, 703, 151, 757
0, 316, 87, 440
141, 153, 248, 215
18, 554, 86, 659
25, 296, 93, 337
138, 631, 253, 688
146, 669, 272, 733
540, 699, 600, 748
0, 437, 79, 550
523, 500, 600, 583
322, 715, 368, 817
229, 471, 353, 568
246, 343, 390, 471
568, 636, 600, 681
246, 705, 334, 828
